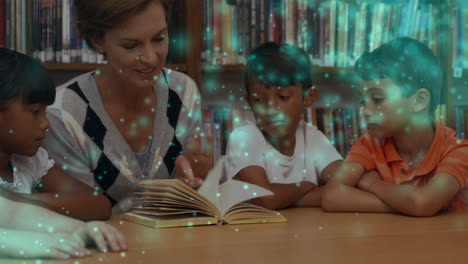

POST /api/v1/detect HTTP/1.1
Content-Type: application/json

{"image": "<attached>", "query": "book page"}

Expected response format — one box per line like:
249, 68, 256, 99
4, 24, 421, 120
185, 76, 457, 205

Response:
137, 179, 219, 215
223, 203, 286, 224
197, 156, 226, 210
218, 180, 273, 216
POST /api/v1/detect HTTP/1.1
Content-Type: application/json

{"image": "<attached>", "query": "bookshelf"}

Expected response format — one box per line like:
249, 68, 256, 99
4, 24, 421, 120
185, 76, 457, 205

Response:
449, 0, 468, 138
200, 0, 458, 157
0, 0, 203, 87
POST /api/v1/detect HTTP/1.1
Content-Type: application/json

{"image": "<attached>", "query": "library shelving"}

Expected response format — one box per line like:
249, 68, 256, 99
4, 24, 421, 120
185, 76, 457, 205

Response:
0, 0, 203, 86
200, 0, 460, 158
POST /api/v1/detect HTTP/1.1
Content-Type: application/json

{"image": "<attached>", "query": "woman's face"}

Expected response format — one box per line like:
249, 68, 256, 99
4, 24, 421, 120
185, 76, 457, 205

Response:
93, 1, 169, 89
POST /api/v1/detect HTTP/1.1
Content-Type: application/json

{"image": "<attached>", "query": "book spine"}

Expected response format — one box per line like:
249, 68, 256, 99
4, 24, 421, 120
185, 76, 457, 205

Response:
21, 0, 26, 53
62, 0, 70, 62
54, 0, 61, 61
0, 0, 5, 47
16, 0, 21, 52
70, 0, 77, 62
25, 0, 33, 55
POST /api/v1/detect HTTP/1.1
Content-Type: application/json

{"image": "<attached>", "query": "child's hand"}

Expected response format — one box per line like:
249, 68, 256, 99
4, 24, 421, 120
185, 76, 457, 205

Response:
2, 231, 90, 259
72, 222, 127, 253
175, 130, 213, 189
357, 170, 381, 191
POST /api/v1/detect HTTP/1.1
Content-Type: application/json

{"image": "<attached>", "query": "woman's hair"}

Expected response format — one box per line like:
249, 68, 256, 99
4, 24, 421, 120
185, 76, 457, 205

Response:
0, 48, 55, 110
74, 0, 174, 52
245, 42, 313, 93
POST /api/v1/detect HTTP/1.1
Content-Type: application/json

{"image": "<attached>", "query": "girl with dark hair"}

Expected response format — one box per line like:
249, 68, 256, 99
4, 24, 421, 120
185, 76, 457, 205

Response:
0, 47, 113, 221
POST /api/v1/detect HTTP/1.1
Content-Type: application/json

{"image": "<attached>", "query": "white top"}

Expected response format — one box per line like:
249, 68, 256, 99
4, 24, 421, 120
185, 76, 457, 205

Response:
0, 147, 55, 194
225, 121, 342, 184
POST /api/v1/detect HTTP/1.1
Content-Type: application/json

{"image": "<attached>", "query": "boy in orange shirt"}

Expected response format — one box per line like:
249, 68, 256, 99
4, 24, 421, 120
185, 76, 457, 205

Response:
322, 37, 468, 216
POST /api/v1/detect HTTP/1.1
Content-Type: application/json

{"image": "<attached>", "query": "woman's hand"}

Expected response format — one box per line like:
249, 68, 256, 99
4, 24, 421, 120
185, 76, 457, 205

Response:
175, 130, 213, 189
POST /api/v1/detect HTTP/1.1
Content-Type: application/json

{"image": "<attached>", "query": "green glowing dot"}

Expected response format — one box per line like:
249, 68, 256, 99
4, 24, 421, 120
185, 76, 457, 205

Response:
118, 69, 123, 73
120, 118, 125, 122
253, 192, 257, 196
243, 184, 249, 190
153, 75, 158, 80
318, 226, 324, 230
8, 130, 13, 134
95, 70, 101, 75
244, 152, 249, 157
296, 182, 301, 187
93, 227, 99, 232
216, 192, 221, 197
136, 56, 140, 60
120, 252, 126, 257
187, 222, 193, 227
62, 165, 68, 170
141, 250, 145, 254
54, 194, 59, 198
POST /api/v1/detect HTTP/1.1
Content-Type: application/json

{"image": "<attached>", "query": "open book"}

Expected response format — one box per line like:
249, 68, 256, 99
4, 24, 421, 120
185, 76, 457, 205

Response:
123, 157, 286, 228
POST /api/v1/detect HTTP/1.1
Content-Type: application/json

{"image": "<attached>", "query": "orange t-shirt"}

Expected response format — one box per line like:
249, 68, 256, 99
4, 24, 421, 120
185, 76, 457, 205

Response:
346, 123, 468, 212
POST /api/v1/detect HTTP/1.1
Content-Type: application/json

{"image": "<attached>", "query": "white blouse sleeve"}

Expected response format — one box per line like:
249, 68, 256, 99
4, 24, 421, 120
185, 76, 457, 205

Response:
33, 147, 55, 187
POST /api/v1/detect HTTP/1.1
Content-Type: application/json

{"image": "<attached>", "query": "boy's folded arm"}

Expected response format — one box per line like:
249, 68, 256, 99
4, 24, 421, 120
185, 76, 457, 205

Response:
30, 166, 112, 221
363, 172, 460, 217
294, 186, 324, 207
237, 165, 315, 210
322, 162, 394, 213
296, 160, 344, 207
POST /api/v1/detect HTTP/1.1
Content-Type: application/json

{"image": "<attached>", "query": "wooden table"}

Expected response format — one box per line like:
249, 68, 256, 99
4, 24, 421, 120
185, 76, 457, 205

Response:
2, 208, 468, 263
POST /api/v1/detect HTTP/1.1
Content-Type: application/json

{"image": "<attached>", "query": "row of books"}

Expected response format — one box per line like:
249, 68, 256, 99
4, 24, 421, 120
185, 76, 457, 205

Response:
202, 105, 366, 161
453, 6, 468, 71
305, 107, 366, 156
203, 106, 253, 163
0, 0, 105, 63
0, 0, 186, 64
202, 0, 441, 67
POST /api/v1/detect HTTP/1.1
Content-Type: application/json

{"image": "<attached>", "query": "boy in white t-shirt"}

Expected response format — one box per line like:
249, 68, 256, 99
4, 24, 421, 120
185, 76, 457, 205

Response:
225, 42, 342, 210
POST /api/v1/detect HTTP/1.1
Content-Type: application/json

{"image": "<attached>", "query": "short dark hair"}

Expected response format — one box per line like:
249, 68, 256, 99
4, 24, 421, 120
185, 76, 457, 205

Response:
354, 37, 443, 114
0, 48, 56, 110
245, 42, 313, 93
